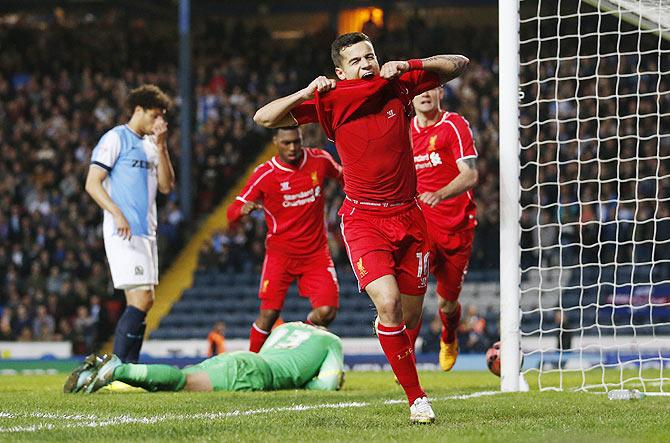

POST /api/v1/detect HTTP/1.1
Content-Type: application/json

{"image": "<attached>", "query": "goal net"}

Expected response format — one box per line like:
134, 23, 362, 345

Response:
500, 0, 670, 392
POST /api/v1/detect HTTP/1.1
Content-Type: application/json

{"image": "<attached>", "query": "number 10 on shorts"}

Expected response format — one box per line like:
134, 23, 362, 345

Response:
416, 252, 430, 278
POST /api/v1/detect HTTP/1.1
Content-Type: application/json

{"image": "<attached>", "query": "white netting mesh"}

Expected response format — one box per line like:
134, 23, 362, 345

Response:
517, 0, 670, 392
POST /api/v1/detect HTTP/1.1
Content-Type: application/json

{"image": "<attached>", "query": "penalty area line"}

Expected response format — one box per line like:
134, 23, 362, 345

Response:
0, 390, 504, 434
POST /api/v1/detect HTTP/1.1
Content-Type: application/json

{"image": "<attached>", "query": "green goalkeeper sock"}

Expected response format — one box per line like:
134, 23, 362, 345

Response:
113, 364, 186, 392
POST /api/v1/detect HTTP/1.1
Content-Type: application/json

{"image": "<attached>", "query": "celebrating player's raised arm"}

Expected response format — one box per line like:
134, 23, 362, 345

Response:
380, 54, 469, 84
253, 76, 336, 128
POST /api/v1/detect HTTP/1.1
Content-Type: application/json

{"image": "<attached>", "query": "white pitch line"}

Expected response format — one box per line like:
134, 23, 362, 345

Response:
383, 390, 500, 404
0, 391, 504, 434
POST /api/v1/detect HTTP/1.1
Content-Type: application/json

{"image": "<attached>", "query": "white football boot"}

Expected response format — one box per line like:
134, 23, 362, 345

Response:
409, 396, 436, 424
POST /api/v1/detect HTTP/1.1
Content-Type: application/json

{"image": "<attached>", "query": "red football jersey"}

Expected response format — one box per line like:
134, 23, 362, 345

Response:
227, 148, 342, 256
291, 71, 441, 207
412, 111, 478, 233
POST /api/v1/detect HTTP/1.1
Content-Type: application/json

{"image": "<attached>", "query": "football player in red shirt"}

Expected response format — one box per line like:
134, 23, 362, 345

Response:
227, 127, 343, 353
411, 87, 479, 372
253, 32, 468, 424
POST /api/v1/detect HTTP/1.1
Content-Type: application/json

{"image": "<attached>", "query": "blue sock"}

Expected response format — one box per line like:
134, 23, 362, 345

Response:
113, 306, 147, 363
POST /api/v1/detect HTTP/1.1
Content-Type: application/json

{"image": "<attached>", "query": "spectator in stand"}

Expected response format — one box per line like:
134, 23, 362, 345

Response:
207, 321, 227, 357
32, 304, 56, 341
0, 310, 14, 341
12, 304, 32, 339
73, 305, 96, 355
457, 305, 487, 353
419, 313, 443, 354
0, 14, 280, 348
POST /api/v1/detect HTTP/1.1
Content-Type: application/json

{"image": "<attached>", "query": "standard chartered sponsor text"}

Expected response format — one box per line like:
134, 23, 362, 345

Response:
282, 186, 321, 207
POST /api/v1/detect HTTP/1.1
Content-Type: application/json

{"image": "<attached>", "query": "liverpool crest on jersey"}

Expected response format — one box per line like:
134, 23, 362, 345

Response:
428, 135, 438, 151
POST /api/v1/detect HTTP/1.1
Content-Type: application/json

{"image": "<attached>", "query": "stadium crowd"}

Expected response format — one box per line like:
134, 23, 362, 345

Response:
518, 23, 670, 284
6, 9, 664, 353
0, 15, 272, 348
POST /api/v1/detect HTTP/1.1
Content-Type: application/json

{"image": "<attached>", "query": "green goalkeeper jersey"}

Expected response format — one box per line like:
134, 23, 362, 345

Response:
184, 322, 344, 392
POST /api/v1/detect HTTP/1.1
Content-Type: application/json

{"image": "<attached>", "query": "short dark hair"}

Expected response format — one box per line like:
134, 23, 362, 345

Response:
128, 84, 172, 114
274, 126, 301, 135
331, 32, 371, 67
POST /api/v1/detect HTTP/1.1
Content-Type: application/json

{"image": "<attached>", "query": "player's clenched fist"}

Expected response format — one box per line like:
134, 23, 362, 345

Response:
241, 201, 263, 215
380, 61, 410, 79
418, 191, 443, 208
302, 76, 337, 100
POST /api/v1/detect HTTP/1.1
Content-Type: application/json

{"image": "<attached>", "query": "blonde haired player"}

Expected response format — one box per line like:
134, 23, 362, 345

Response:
411, 87, 478, 371
85, 84, 175, 363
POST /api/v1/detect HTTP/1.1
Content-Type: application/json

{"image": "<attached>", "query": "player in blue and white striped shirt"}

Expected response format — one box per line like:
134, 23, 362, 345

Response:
85, 85, 175, 363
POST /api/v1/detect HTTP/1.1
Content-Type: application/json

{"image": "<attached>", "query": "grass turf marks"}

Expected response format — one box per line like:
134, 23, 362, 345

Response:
1, 371, 668, 442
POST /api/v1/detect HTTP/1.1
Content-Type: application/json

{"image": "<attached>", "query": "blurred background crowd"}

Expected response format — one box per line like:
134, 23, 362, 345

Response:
3, 0, 663, 354
0, 10, 499, 352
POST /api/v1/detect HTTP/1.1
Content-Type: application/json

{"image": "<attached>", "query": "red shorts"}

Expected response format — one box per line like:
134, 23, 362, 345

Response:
258, 245, 339, 311
339, 200, 429, 296
429, 228, 475, 302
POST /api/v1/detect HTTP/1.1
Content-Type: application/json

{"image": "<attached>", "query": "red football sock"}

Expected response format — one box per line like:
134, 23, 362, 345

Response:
377, 321, 426, 405
440, 303, 461, 343
405, 314, 423, 350
249, 323, 270, 353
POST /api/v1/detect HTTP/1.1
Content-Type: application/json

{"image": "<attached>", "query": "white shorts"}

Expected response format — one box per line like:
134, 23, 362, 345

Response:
103, 233, 159, 290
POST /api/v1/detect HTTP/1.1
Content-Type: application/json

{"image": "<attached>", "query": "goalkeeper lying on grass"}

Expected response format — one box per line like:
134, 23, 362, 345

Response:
64, 322, 344, 393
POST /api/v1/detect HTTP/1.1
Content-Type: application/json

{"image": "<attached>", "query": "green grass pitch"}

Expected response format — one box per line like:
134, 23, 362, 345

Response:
1, 369, 669, 442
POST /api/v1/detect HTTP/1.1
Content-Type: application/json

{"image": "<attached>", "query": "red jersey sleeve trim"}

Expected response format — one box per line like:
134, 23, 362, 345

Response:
263, 206, 278, 234
226, 199, 244, 224
412, 116, 420, 133
240, 164, 274, 200
433, 111, 451, 128
444, 120, 466, 159
444, 115, 478, 160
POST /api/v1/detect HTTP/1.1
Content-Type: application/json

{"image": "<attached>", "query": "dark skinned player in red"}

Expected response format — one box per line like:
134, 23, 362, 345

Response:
227, 127, 342, 352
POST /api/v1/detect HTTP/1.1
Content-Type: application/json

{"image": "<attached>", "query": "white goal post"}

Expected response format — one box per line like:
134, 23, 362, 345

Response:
499, 0, 670, 392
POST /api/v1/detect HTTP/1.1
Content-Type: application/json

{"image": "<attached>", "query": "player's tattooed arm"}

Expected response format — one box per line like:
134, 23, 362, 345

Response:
419, 54, 470, 84
460, 157, 477, 170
